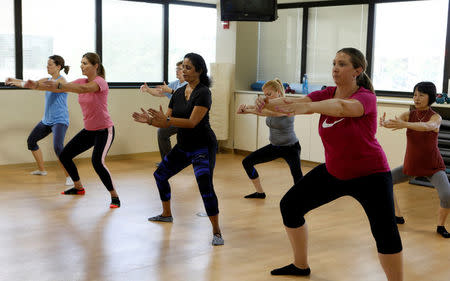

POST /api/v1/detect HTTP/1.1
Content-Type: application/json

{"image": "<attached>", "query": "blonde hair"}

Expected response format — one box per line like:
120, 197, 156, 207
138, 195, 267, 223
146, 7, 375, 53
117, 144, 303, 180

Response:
262, 78, 285, 97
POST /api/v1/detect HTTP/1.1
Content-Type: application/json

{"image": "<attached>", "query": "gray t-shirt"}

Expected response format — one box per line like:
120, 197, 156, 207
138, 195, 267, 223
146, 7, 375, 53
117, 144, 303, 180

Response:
266, 116, 298, 146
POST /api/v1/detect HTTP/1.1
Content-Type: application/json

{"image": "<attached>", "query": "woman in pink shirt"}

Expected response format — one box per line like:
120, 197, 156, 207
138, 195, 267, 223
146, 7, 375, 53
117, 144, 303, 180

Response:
24, 52, 120, 209
256, 48, 403, 281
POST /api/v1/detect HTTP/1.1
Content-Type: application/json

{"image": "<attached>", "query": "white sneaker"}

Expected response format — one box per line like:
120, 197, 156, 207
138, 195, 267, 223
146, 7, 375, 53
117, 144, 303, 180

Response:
30, 170, 47, 176
65, 177, 74, 186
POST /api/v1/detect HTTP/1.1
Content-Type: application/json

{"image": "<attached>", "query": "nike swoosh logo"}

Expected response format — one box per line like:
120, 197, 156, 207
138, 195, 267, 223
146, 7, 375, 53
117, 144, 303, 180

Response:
322, 118, 345, 128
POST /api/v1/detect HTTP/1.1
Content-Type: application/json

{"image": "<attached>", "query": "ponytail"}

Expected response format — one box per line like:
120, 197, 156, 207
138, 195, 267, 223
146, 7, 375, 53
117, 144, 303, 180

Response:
357, 72, 374, 93
97, 63, 105, 79
62, 65, 70, 75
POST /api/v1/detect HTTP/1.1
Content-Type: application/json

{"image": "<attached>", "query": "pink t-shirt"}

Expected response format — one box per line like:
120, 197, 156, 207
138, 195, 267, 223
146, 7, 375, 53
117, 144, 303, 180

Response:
72, 76, 114, 131
307, 86, 389, 180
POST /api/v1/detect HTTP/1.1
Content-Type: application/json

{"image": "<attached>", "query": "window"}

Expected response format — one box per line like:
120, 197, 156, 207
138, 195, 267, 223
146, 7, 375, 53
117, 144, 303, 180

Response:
307, 5, 368, 86
0, 0, 15, 81
373, 0, 448, 92
103, 0, 163, 82
168, 4, 216, 82
258, 8, 303, 84
22, 0, 95, 81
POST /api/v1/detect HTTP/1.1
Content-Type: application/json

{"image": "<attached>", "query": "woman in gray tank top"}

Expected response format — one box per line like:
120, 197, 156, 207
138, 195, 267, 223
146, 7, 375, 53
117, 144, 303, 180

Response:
237, 78, 303, 198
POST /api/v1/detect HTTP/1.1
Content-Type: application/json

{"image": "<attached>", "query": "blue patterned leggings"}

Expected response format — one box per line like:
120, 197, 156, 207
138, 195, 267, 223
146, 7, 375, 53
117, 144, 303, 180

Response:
153, 144, 219, 216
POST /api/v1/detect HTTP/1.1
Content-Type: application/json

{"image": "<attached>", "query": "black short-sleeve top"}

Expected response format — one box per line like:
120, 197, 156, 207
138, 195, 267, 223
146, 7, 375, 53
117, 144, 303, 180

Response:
168, 83, 214, 151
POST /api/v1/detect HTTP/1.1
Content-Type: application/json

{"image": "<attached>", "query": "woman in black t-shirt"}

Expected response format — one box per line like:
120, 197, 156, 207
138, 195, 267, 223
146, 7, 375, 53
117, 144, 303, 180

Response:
133, 53, 223, 246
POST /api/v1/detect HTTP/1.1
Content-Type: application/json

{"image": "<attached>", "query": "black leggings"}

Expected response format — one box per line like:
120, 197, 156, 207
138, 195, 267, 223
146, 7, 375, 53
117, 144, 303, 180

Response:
280, 163, 402, 254
242, 142, 302, 184
59, 127, 115, 191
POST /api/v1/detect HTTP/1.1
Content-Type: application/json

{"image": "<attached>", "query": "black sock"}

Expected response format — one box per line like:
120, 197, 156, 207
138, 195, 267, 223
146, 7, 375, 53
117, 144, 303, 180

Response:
395, 216, 405, 224
244, 192, 266, 199
437, 226, 450, 238
271, 264, 310, 276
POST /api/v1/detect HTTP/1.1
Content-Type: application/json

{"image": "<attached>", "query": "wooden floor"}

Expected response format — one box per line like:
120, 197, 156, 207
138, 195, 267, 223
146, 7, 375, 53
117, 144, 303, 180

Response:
0, 152, 449, 281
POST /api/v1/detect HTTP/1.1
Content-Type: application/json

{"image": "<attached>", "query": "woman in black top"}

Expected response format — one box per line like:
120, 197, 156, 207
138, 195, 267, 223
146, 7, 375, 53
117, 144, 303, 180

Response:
133, 53, 223, 246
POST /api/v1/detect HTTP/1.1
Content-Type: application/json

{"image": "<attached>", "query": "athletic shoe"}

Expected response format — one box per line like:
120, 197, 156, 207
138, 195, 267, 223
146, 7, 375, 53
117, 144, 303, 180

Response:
65, 177, 74, 186
110, 197, 121, 208
61, 187, 85, 195
212, 233, 224, 246
30, 170, 47, 176
148, 215, 173, 222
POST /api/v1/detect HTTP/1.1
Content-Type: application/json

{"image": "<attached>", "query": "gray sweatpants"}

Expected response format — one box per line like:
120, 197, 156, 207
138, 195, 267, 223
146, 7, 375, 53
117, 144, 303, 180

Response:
391, 166, 450, 208
157, 126, 178, 160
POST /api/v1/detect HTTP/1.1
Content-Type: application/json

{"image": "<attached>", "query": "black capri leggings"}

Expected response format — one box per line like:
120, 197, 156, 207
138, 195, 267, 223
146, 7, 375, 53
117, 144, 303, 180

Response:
280, 163, 402, 254
59, 127, 115, 191
242, 141, 303, 184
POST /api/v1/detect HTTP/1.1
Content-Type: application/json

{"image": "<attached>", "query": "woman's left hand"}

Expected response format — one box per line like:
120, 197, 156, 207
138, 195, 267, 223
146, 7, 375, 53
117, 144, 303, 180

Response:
148, 105, 169, 128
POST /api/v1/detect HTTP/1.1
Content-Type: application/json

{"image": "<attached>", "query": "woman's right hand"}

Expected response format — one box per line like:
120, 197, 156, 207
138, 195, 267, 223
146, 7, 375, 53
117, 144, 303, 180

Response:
140, 83, 151, 93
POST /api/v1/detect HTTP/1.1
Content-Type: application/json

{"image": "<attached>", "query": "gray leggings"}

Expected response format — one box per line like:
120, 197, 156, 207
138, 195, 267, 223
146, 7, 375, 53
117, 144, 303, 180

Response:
391, 166, 450, 208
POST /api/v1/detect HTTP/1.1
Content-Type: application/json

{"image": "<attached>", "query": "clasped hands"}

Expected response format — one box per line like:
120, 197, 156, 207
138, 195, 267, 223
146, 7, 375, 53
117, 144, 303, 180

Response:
132, 105, 169, 128
253, 96, 304, 115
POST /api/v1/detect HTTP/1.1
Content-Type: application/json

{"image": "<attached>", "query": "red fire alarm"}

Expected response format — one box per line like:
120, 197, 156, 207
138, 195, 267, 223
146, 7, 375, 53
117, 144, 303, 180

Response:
222, 21, 230, 29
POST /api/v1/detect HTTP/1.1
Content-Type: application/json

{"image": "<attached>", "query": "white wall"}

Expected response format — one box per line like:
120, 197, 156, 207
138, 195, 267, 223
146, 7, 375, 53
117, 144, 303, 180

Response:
0, 88, 165, 165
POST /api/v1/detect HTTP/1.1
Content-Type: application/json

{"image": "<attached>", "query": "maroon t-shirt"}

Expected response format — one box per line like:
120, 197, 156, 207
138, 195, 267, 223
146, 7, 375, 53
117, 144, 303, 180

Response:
403, 109, 445, 176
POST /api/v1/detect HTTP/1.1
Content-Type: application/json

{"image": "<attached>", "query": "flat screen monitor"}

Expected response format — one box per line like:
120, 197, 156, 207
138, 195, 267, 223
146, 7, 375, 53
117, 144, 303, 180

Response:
220, 0, 278, 22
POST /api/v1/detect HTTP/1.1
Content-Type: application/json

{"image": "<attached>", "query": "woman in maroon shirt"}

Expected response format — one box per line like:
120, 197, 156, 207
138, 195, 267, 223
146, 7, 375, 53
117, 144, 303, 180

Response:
380, 81, 450, 238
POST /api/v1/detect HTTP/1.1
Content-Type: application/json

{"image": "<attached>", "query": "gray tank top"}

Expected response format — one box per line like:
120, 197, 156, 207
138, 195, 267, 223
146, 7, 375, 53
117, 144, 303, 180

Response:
266, 116, 298, 146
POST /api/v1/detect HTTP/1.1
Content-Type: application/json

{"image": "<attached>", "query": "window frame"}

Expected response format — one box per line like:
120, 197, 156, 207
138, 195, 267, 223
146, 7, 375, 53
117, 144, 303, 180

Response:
0, 0, 216, 89
277, 0, 450, 97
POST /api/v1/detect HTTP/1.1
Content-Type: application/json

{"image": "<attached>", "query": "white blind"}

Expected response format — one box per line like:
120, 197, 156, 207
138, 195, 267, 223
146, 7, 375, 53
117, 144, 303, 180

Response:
22, 0, 95, 81
0, 0, 15, 80
257, 8, 303, 84
307, 5, 368, 86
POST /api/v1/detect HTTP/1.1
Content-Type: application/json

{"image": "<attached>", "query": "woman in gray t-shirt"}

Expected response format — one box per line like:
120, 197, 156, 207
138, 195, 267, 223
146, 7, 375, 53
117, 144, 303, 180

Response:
237, 78, 303, 198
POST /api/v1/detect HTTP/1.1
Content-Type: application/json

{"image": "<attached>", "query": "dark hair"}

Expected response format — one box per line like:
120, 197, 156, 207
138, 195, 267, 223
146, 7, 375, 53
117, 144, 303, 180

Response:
49, 55, 70, 75
82, 52, 105, 79
414, 81, 436, 105
337, 47, 374, 93
176, 61, 183, 66
183, 53, 211, 87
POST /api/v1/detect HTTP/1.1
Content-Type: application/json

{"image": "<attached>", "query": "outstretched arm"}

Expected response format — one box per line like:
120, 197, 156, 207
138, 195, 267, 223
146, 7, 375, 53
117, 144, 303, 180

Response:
140, 83, 165, 97
382, 112, 441, 132
24, 79, 100, 94
6, 77, 47, 88
237, 104, 286, 117
255, 95, 311, 112
271, 98, 364, 117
